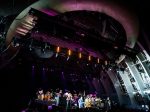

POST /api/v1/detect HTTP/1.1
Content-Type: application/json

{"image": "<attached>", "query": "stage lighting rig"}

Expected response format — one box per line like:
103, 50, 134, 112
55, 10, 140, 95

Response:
27, 8, 138, 60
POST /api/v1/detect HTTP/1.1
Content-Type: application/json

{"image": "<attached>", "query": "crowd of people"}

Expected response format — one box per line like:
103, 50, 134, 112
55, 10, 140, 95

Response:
35, 88, 112, 112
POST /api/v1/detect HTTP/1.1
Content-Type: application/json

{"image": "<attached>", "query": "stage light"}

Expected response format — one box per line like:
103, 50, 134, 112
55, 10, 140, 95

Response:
25, 14, 38, 25
41, 48, 45, 54
11, 37, 20, 47
55, 46, 60, 57
79, 52, 82, 59
97, 58, 100, 63
88, 55, 91, 61
68, 49, 72, 56
67, 56, 70, 61
55, 53, 58, 57
16, 29, 27, 36
21, 22, 34, 29
105, 60, 108, 65
114, 46, 118, 49
56, 46, 60, 53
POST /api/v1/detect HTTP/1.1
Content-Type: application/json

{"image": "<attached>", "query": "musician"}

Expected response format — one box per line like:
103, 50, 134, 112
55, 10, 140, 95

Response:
95, 96, 102, 108
78, 95, 84, 108
44, 91, 51, 101
72, 93, 78, 107
84, 95, 92, 108
91, 94, 96, 107
36, 88, 44, 100
105, 97, 111, 112
66, 91, 73, 109
55, 92, 61, 106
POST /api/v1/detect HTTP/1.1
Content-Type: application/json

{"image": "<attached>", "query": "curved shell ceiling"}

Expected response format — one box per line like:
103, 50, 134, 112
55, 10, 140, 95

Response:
5, 0, 139, 63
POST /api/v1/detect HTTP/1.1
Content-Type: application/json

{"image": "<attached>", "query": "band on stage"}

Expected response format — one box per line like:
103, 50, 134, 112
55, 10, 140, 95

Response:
36, 88, 112, 111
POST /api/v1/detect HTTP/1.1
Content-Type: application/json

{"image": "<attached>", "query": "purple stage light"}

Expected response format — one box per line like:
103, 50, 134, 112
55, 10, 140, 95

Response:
48, 105, 53, 110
